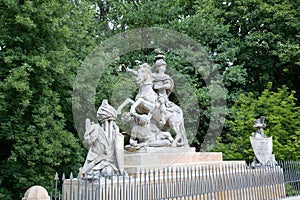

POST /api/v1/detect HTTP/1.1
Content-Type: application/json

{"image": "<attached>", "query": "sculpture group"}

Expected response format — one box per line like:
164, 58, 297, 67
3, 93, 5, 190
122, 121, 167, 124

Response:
117, 51, 188, 148
80, 49, 189, 178
78, 50, 280, 178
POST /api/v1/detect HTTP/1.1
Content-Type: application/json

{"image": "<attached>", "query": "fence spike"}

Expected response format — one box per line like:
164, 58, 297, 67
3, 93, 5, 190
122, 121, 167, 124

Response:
70, 172, 73, 180
77, 173, 81, 200
53, 161, 299, 200
93, 170, 97, 180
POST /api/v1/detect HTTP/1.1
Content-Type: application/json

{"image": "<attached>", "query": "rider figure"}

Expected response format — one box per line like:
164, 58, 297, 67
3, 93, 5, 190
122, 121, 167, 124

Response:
122, 49, 174, 127
152, 51, 174, 127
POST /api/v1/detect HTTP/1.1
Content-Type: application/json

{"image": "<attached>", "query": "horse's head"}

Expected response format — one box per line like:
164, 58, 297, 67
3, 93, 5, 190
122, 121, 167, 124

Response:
136, 63, 152, 86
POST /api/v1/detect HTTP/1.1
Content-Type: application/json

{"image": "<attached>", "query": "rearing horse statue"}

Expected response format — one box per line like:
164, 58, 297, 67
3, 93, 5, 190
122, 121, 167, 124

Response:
117, 63, 189, 147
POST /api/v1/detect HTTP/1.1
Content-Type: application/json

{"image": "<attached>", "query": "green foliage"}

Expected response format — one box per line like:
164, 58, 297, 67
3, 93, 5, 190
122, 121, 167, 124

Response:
107, 0, 195, 30
213, 83, 300, 162
0, 0, 96, 199
218, 0, 300, 99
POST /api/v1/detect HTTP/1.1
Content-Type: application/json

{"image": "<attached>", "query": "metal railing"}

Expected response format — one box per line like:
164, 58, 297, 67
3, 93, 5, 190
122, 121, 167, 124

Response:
52, 161, 300, 200
280, 161, 300, 197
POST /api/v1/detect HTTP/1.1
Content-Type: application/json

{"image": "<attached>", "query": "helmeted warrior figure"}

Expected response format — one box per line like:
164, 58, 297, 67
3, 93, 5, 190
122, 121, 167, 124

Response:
152, 49, 174, 127
252, 116, 266, 138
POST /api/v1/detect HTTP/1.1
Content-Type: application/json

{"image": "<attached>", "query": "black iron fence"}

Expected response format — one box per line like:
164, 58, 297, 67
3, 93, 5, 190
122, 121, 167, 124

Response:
280, 161, 300, 197
52, 161, 300, 200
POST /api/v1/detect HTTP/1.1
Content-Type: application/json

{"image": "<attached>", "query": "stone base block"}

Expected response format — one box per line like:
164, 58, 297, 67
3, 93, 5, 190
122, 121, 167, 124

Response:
124, 147, 223, 172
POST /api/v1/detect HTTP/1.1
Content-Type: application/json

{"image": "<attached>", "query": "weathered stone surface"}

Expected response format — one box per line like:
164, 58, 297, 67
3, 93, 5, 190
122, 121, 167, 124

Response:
250, 136, 273, 165
125, 146, 196, 153
124, 149, 223, 172
22, 185, 50, 200
117, 50, 188, 148
250, 116, 277, 167
80, 100, 124, 178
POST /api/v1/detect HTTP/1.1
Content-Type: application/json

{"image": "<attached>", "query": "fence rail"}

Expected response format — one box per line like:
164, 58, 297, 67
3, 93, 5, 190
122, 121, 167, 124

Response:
52, 161, 300, 200
280, 161, 300, 197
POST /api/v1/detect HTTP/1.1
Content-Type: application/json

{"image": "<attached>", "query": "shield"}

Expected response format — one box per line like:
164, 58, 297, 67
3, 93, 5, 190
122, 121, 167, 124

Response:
250, 136, 273, 165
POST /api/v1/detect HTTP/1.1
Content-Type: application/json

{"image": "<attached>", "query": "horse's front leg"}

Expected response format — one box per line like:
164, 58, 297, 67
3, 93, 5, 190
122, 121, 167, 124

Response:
129, 98, 142, 114
130, 98, 155, 115
117, 98, 135, 115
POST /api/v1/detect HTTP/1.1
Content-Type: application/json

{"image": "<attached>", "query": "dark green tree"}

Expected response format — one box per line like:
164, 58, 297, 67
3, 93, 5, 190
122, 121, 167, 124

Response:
217, 0, 300, 100
0, 0, 97, 199
213, 83, 300, 162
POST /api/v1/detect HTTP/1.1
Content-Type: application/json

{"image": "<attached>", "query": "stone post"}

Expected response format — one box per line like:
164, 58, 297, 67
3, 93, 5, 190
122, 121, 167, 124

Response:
22, 185, 50, 200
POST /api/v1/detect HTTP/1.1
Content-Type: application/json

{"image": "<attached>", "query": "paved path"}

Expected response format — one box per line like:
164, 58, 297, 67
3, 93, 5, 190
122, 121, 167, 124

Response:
281, 196, 300, 200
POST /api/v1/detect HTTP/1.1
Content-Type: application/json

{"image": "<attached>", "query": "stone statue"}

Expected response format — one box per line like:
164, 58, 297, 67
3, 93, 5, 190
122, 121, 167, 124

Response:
152, 54, 174, 127
121, 112, 174, 151
80, 100, 124, 178
117, 50, 188, 148
252, 116, 266, 138
250, 116, 277, 167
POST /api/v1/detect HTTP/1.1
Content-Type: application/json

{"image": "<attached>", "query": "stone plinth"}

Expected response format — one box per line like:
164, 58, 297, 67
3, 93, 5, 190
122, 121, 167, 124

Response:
124, 147, 223, 172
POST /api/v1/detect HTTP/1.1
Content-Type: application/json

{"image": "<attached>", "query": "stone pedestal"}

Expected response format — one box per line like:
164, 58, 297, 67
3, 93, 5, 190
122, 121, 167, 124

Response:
124, 147, 223, 172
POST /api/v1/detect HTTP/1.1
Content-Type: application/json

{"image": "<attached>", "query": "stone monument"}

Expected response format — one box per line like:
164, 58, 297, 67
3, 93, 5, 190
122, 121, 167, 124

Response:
117, 49, 188, 148
79, 100, 124, 178
79, 49, 223, 174
116, 49, 223, 172
250, 116, 277, 167
63, 50, 285, 200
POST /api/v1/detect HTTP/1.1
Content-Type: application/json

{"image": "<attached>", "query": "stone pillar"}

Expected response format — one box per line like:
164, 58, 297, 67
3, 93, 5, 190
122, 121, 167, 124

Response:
22, 185, 50, 200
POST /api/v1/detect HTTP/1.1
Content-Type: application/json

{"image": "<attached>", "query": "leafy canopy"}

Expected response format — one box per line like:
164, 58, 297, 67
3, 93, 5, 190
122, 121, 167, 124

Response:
213, 83, 300, 162
0, 0, 96, 199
